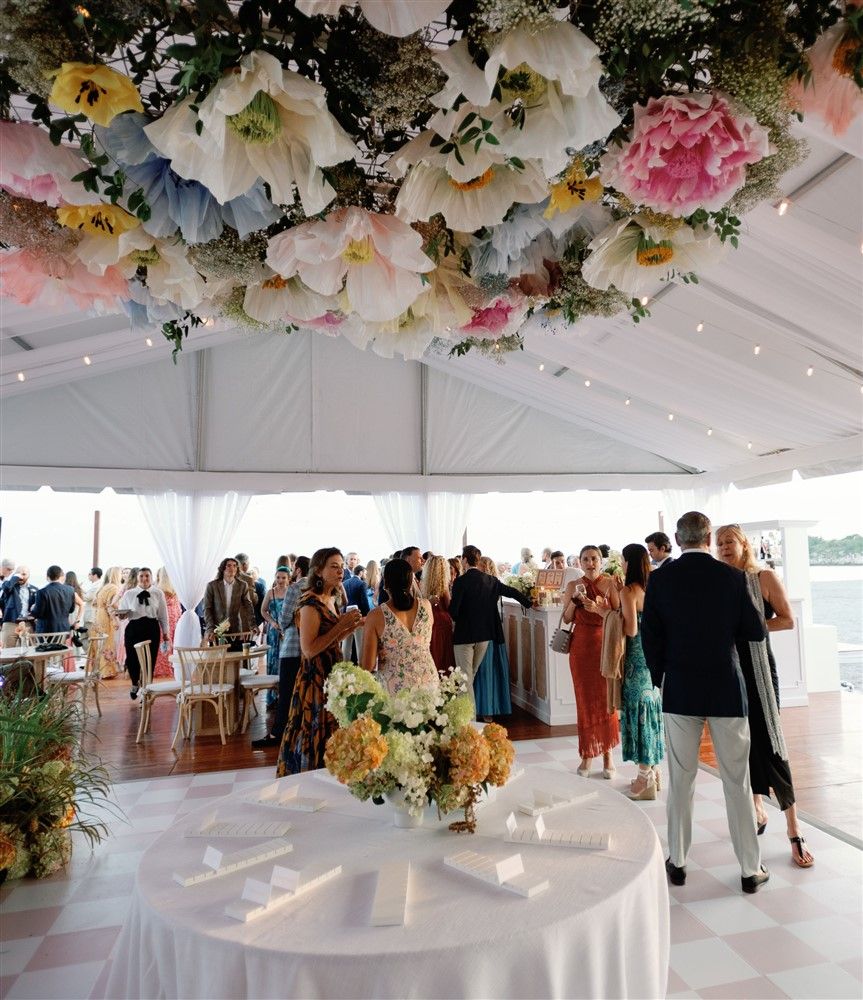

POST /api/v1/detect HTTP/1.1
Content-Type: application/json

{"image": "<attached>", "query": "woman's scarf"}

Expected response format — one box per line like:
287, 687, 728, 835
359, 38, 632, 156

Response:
745, 571, 788, 760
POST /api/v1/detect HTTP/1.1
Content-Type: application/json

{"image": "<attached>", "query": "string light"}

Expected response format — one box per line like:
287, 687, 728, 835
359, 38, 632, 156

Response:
753, 344, 761, 355
640, 295, 650, 306
696, 322, 704, 333
145, 337, 153, 347
747, 441, 753, 450
538, 363, 544, 372
706, 428, 713, 436
584, 379, 591, 387
667, 413, 674, 421
83, 356, 92, 366
777, 199, 789, 216
624, 398, 631, 406
16, 372, 25, 382
806, 366, 814, 376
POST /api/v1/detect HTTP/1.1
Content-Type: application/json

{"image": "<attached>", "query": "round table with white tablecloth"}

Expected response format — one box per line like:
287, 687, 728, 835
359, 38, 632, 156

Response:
105, 765, 669, 1000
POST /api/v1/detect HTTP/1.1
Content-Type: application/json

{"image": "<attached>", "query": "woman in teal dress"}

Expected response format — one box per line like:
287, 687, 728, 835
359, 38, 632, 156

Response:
473, 557, 512, 719
618, 543, 664, 800
261, 567, 289, 707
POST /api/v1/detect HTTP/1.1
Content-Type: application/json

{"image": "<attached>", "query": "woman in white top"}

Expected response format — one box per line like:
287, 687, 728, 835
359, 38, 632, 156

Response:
362, 559, 439, 695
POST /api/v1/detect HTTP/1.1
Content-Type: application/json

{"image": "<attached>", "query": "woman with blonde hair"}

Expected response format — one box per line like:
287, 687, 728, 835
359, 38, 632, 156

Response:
421, 555, 455, 675
715, 524, 813, 868
478, 555, 498, 578
472, 554, 512, 719
94, 566, 123, 678
153, 567, 182, 678
364, 560, 380, 609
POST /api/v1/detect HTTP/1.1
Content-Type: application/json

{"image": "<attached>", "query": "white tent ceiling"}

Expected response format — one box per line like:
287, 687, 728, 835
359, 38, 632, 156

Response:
1, 119, 861, 495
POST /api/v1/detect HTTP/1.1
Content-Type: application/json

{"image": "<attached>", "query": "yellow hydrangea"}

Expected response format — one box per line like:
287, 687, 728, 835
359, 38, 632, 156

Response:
448, 726, 490, 788
57, 203, 140, 237
324, 716, 389, 785
49, 62, 143, 126
483, 722, 515, 786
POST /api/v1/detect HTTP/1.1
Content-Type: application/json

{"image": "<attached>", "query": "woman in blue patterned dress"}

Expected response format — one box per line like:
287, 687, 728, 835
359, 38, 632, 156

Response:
261, 566, 289, 706
618, 543, 664, 800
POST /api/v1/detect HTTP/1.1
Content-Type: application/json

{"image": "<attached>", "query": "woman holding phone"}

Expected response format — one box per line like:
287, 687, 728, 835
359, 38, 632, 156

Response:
562, 545, 620, 779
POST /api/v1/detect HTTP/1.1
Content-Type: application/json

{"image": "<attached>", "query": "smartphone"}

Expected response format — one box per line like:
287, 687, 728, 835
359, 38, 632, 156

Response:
344, 605, 359, 613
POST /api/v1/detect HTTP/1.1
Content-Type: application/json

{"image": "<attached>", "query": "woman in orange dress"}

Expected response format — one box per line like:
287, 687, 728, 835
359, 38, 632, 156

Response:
277, 548, 362, 775
562, 545, 621, 778
153, 567, 181, 678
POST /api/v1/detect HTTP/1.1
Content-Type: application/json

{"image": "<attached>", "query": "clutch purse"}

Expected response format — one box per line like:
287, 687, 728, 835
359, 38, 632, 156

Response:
549, 608, 572, 654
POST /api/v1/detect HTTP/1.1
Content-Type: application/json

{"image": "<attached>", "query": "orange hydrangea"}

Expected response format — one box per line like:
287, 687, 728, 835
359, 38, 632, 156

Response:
324, 716, 389, 785
483, 722, 515, 785
448, 726, 490, 788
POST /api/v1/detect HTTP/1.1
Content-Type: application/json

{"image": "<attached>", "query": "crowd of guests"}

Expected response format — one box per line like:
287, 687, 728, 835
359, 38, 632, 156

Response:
0, 513, 812, 890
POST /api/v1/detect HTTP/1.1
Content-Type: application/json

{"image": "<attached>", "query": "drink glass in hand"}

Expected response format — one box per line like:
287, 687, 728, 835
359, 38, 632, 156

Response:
574, 583, 587, 602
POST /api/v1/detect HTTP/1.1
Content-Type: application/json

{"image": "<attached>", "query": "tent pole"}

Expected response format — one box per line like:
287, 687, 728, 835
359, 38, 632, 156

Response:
92, 510, 100, 567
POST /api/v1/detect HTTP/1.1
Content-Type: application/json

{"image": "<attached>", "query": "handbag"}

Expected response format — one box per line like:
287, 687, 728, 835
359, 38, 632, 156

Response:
549, 607, 572, 654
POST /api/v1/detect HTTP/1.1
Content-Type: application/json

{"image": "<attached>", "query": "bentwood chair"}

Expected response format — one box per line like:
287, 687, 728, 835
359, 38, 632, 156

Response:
135, 639, 182, 743
238, 646, 277, 733
30, 631, 72, 675
45, 633, 107, 715
173, 646, 231, 749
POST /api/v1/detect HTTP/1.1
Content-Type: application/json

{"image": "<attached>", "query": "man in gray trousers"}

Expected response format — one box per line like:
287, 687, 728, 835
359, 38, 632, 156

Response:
641, 511, 770, 893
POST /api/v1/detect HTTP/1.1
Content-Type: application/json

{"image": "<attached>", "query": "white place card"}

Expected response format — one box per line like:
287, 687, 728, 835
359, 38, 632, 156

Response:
241, 877, 273, 906
370, 861, 410, 926
247, 781, 326, 812
225, 862, 342, 922
534, 814, 546, 840
202, 845, 223, 870
271, 865, 300, 892
173, 838, 294, 887
188, 818, 293, 839
444, 850, 548, 898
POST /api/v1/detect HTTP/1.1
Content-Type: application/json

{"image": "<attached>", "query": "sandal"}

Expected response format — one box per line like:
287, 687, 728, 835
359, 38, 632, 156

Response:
790, 836, 814, 868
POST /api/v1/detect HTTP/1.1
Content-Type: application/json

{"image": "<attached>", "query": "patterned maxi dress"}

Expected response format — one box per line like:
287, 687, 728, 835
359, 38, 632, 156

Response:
153, 591, 182, 678
620, 612, 664, 766
568, 575, 620, 758
94, 584, 119, 678
377, 602, 440, 695
277, 593, 340, 776
264, 593, 284, 706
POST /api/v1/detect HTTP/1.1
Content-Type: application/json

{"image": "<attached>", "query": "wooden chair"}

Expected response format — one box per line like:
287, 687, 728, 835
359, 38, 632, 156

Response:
238, 646, 277, 733
173, 646, 231, 750
135, 639, 182, 743
30, 631, 72, 675
45, 633, 107, 715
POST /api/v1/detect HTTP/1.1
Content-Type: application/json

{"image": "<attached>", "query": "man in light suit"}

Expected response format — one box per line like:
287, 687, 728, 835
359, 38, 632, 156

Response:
642, 511, 769, 893
450, 544, 531, 711
203, 557, 255, 648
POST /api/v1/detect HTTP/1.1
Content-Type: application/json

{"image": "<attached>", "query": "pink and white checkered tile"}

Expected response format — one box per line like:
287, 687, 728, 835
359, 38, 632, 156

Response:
1, 738, 860, 1000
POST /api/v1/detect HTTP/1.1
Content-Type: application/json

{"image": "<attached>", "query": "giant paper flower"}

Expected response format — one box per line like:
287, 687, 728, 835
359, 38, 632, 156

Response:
390, 111, 548, 232
96, 113, 281, 242
48, 63, 143, 127
581, 217, 727, 296
295, 0, 451, 36
0, 249, 128, 311
243, 272, 338, 325
57, 202, 140, 237
266, 207, 434, 322
600, 93, 771, 217
145, 51, 356, 214
0, 121, 88, 206
790, 17, 863, 136
433, 25, 619, 178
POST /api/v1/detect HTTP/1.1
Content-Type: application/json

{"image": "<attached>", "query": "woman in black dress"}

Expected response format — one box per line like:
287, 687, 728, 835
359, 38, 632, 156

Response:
716, 525, 814, 868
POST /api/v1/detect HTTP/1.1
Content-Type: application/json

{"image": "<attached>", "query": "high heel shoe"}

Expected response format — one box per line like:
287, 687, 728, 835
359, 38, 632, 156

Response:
652, 766, 662, 791
627, 772, 656, 800
576, 759, 592, 778
602, 766, 616, 779
756, 816, 767, 836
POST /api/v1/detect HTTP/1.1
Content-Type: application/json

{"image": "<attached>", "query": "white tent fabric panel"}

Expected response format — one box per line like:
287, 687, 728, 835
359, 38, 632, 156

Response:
0, 356, 197, 471
424, 367, 684, 475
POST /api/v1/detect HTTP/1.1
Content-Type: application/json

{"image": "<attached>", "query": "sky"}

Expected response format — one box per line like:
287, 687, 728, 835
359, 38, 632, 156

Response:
1, 470, 860, 582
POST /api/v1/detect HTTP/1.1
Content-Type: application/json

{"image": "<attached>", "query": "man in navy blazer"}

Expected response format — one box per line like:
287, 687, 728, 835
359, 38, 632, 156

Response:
0, 566, 38, 646
642, 511, 769, 893
32, 566, 76, 635
449, 544, 531, 712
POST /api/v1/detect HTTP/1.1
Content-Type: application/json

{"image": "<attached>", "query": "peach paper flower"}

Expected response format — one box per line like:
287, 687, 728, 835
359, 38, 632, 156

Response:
790, 17, 863, 136
600, 92, 770, 217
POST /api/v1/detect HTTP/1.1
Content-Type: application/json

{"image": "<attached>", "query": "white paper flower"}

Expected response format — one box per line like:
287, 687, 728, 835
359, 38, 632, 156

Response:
143, 239, 210, 310
581, 217, 727, 296
266, 207, 434, 323
145, 51, 356, 214
433, 26, 619, 178
295, 0, 450, 36
243, 272, 338, 324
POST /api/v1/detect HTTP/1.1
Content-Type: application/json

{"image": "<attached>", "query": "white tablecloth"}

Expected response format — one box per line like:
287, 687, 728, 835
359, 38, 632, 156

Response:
106, 766, 669, 999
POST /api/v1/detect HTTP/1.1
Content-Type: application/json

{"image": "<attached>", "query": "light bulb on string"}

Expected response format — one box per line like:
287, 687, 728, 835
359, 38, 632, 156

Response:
706, 428, 713, 436
667, 413, 674, 421
753, 344, 761, 355
538, 363, 544, 372
16, 372, 25, 382
806, 366, 814, 377
777, 199, 789, 216
83, 356, 92, 366
145, 337, 153, 347
624, 398, 631, 406
696, 322, 704, 333
640, 295, 649, 306
584, 379, 591, 387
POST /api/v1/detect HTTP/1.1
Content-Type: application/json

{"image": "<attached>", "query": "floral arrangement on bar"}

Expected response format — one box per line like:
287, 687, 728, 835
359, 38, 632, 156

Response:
1, 1, 860, 360
503, 571, 535, 597
323, 662, 515, 832
0, 677, 115, 881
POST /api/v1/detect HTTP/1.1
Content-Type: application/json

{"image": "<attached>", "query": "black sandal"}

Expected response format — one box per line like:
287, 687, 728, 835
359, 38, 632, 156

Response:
790, 836, 814, 868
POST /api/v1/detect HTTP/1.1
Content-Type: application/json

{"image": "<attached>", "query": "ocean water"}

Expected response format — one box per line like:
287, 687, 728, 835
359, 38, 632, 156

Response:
811, 580, 863, 645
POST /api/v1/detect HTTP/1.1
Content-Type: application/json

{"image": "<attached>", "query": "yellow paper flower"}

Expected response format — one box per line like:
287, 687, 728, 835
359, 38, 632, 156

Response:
544, 162, 603, 220
57, 203, 140, 237
49, 62, 143, 126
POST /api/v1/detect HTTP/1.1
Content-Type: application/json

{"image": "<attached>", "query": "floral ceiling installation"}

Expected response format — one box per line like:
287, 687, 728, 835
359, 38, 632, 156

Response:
0, 0, 860, 361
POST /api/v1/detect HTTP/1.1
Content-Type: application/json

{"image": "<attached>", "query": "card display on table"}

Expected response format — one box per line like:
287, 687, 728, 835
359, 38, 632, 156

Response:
247, 780, 326, 812
504, 811, 610, 850
444, 850, 548, 898
186, 813, 293, 838
517, 788, 597, 817
173, 839, 294, 886
370, 861, 411, 926
225, 862, 342, 922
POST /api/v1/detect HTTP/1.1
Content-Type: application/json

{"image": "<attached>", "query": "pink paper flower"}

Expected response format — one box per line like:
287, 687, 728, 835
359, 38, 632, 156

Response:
460, 291, 527, 340
790, 18, 863, 136
0, 121, 87, 207
600, 92, 770, 217
0, 249, 127, 311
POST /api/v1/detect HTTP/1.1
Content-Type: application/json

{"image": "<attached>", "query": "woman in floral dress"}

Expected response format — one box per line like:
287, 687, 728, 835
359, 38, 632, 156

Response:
277, 548, 362, 776
362, 558, 439, 694
93, 566, 122, 678
153, 567, 182, 678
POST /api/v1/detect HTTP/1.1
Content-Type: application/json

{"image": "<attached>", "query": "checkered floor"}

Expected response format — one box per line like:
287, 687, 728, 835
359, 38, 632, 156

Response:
1, 737, 860, 1000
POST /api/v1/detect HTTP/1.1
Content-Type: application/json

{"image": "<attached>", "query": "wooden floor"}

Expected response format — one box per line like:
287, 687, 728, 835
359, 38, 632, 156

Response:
81, 675, 862, 843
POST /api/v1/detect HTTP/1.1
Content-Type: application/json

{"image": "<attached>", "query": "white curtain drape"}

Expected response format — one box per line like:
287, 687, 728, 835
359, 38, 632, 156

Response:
137, 490, 252, 647
373, 492, 473, 557
661, 486, 732, 538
